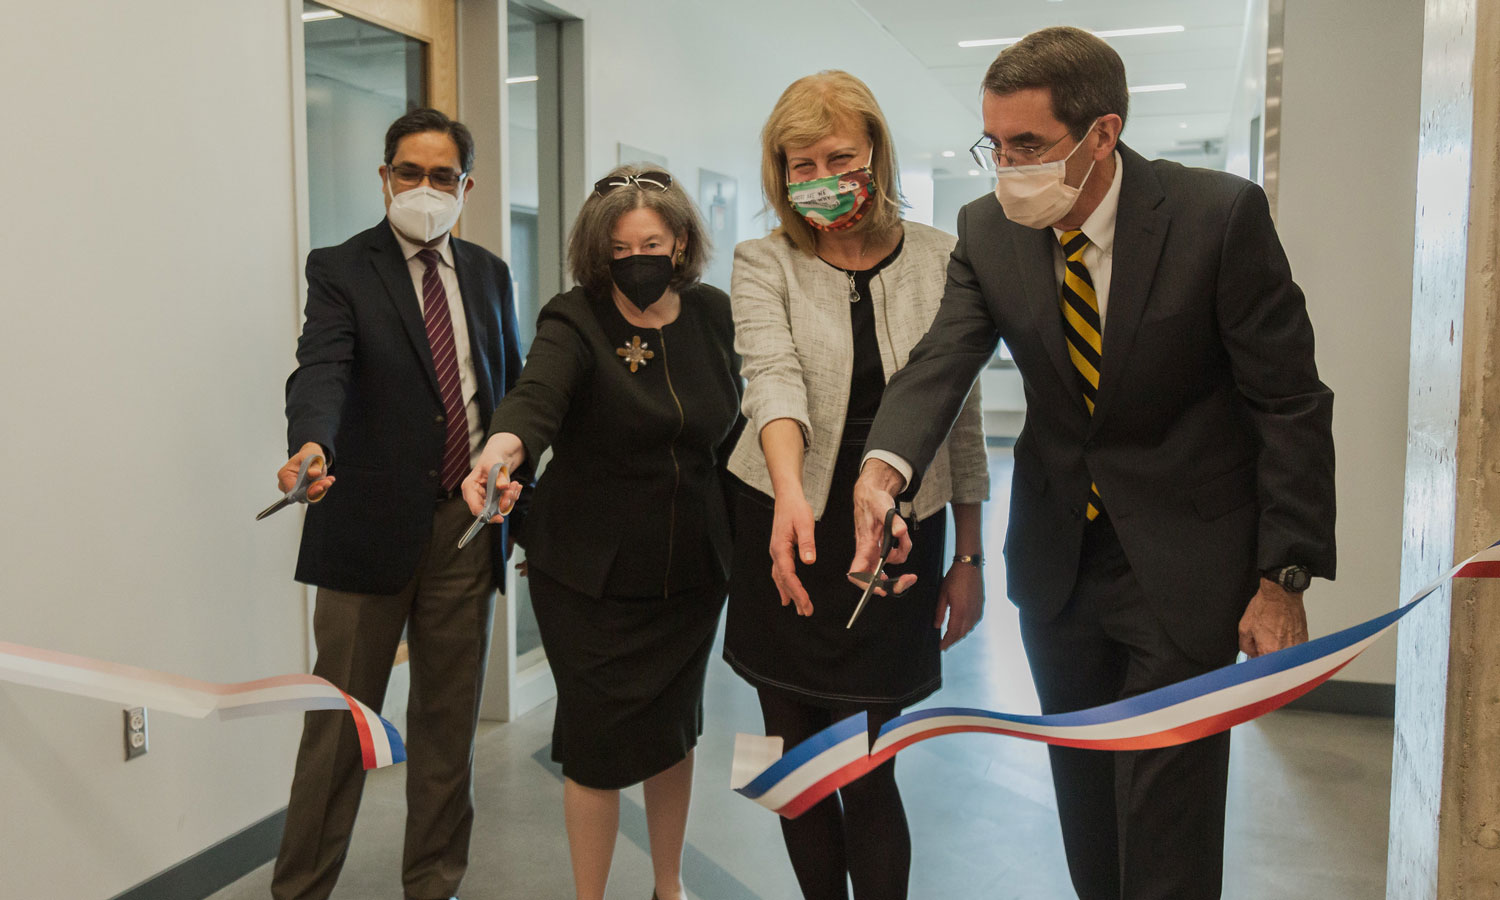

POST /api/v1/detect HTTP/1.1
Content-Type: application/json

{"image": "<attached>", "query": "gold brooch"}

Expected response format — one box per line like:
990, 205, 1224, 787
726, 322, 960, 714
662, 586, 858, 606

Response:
617, 335, 655, 372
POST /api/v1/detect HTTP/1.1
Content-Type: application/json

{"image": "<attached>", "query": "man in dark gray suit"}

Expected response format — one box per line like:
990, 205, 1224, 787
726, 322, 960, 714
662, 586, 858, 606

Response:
851, 27, 1335, 900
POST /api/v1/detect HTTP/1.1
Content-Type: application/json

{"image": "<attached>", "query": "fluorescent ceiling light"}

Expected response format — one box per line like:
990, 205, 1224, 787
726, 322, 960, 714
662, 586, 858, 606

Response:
1129, 82, 1187, 93
1094, 26, 1185, 38
941, 150, 956, 158
960, 25, 1182, 48
506, 75, 539, 84
968, 169, 982, 177
301, 9, 343, 21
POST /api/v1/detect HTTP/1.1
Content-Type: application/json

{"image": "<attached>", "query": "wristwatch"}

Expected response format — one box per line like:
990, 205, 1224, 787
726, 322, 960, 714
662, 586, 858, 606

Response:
1262, 565, 1311, 593
953, 554, 984, 568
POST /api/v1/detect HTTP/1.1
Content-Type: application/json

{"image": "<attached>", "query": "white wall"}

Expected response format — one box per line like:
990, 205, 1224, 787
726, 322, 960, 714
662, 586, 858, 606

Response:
542, 0, 980, 272
0, 2, 307, 896
1277, 0, 1425, 684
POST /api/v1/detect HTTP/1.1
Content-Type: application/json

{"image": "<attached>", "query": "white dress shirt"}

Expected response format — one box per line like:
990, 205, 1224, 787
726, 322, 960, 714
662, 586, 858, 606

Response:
391, 226, 484, 463
867, 151, 1124, 489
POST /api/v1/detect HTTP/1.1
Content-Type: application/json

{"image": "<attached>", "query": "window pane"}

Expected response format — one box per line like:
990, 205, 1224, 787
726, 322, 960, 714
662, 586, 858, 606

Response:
304, 1, 424, 250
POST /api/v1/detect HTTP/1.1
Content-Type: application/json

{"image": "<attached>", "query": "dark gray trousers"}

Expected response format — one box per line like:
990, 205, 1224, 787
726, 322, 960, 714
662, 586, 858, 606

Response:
271, 496, 495, 900
1019, 517, 1238, 900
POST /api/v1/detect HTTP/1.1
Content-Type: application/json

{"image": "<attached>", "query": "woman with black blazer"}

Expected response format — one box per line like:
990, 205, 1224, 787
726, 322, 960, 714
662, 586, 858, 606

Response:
462, 165, 740, 900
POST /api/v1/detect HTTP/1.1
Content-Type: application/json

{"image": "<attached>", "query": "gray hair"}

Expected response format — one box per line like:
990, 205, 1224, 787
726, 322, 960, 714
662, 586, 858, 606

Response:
982, 26, 1130, 137
567, 164, 710, 298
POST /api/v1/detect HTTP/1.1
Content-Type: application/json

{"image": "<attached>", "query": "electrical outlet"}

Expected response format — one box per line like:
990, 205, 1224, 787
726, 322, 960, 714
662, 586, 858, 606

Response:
124, 707, 148, 761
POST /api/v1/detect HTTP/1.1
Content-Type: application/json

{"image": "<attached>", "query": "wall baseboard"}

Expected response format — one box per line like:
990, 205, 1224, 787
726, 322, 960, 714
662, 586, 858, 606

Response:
1283, 679, 1395, 717
111, 808, 284, 900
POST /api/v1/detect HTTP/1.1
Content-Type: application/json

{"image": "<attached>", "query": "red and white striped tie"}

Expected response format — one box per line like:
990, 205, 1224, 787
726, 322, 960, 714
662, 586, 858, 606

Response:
418, 249, 469, 492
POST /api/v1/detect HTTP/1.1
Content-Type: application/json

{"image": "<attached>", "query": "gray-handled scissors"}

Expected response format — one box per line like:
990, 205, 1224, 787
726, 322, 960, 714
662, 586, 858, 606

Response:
846, 507, 898, 629
457, 464, 511, 550
256, 453, 326, 521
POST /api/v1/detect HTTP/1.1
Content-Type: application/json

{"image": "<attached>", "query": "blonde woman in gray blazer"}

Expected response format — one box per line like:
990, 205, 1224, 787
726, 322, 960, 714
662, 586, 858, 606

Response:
722, 71, 989, 900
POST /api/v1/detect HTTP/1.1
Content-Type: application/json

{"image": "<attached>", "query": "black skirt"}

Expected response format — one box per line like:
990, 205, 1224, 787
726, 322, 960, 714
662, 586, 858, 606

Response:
722, 441, 947, 707
528, 566, 726, 789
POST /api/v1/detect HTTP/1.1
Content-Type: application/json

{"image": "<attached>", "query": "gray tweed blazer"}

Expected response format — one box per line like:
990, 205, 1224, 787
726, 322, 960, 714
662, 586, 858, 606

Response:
727, 220, 989, 520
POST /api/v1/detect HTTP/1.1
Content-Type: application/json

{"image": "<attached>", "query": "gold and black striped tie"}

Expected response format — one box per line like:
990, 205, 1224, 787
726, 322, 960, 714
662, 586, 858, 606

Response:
1059, 229, 1103, 522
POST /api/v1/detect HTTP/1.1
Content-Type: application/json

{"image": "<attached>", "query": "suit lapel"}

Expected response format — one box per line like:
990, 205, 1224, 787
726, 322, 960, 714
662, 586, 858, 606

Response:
1091, 145, 1168, 432
367, 222, 443, 399
450, 239, 496, 414
1011, 222, 1083, 411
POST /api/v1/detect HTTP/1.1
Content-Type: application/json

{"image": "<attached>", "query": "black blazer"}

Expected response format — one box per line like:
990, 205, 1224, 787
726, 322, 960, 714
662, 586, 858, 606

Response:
492, 284, 741, 599
868, 144, 1336, 661
285, 220, 523, 594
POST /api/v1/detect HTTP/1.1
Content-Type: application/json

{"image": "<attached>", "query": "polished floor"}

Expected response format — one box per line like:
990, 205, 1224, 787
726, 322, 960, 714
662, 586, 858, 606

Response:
212, 450, 1393, 899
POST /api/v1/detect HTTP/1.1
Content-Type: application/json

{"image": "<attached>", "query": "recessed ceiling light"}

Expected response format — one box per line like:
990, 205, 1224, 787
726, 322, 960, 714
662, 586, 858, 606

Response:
941, 150, 956, 158
960, 25, 1183, 48
1129, 82, 1187, 93
302, 8, 343, 21
1179, 122, 1189, 128
968, 169, 982, 177
506, 75, 539, 84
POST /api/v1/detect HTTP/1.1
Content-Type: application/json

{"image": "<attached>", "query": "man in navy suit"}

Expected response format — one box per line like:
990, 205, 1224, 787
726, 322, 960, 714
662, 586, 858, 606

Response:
271, 108, 522, 900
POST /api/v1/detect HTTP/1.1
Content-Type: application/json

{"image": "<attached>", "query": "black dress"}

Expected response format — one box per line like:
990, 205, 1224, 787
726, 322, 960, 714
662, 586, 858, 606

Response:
490, 283, 741, 789
724, 239, 947, 707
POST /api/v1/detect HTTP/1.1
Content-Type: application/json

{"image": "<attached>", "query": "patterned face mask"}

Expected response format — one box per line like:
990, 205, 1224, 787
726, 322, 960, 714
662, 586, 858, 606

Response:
786, 156, 875, 232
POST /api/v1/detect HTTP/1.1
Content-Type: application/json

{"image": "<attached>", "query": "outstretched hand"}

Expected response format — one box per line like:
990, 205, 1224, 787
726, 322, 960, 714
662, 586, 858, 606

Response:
770, 493, 818, 615
847, 459, 916, 596
278, 442, 334, 501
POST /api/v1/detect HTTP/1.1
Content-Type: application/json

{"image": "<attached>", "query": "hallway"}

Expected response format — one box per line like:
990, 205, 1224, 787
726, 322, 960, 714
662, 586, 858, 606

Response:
212, 450, 1393, 899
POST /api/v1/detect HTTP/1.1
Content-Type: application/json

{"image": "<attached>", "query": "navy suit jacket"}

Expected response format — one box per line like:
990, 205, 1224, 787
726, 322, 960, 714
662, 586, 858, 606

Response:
285, 220, 523, 594
867, 144, 1336, 661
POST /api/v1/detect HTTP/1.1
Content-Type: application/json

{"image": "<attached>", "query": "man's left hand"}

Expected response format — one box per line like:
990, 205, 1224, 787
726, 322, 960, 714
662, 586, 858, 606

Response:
1238, 579, 1309, 657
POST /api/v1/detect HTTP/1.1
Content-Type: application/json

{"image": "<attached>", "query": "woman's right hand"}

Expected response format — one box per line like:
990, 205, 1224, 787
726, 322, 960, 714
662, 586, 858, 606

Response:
770, 492, 817, 616
462, 432, 526, 521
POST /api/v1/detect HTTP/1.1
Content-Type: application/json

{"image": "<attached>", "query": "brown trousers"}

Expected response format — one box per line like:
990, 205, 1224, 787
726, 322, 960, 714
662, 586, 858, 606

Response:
271, 496, 495, 900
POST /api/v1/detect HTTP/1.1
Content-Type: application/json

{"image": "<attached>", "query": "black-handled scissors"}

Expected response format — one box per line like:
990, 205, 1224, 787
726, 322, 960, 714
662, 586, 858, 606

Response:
256, 453, 326, 521
457, 464, 511, 550
846, 507, 898, 629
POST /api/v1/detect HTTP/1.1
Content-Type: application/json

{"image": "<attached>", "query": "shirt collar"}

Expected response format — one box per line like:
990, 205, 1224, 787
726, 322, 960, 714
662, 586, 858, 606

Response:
1054, 150, 1123, 255
389, 224, 454, 268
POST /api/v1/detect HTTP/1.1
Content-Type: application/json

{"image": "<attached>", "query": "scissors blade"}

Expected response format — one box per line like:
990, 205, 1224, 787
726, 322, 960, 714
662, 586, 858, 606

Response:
456, 516, 488, 550
846, 507, 899, 629
846, 573, 882, 629
255, 496, 295, 521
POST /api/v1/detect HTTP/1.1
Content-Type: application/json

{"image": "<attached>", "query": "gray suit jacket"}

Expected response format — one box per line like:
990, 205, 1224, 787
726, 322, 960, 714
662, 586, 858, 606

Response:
867, 144, 1336, 661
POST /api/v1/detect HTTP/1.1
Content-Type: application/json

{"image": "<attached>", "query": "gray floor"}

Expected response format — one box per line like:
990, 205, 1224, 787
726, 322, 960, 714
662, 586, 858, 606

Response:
212, 451, 1393, 899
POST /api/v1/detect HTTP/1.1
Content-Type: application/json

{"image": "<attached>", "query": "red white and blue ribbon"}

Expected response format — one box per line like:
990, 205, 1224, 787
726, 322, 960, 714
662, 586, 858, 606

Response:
0, 642, 405, 769
733, 539, 1500, 819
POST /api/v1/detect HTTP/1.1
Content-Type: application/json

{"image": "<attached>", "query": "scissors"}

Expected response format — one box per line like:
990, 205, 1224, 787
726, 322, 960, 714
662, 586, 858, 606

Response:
255, 453, 327, 521
846, 507, 898, 629
457, 464, 511, 550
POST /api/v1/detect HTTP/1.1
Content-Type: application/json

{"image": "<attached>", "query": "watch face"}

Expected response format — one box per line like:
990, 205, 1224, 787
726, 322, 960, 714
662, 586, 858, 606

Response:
1284, 567, 1311, 592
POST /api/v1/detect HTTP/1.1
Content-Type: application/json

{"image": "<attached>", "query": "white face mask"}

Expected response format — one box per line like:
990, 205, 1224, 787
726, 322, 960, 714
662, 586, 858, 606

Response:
991, 121, 1098, 229
385, 174, 463, 242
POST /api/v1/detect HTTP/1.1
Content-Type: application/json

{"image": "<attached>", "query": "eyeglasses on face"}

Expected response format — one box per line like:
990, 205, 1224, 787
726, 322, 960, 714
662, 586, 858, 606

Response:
969, 131, 1075, 171
388, 163, 465, 191
593, 171, 673, 195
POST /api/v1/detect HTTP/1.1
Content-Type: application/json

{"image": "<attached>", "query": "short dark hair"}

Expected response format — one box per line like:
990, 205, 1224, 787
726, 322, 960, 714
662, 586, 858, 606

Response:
982, 26, 1130, 137
384, 107, 475, 174
568, 164, 710, 298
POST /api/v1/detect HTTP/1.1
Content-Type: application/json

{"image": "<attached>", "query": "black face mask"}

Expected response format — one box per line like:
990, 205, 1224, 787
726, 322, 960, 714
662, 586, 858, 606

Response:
609, 253, 675, 312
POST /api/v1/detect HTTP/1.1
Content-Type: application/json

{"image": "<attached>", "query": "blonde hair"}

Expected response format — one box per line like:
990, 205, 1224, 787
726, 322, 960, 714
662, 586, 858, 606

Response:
567, 164, 710, 298
760, 71, 904, 255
